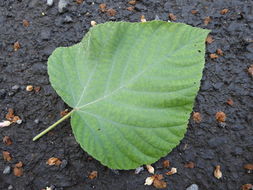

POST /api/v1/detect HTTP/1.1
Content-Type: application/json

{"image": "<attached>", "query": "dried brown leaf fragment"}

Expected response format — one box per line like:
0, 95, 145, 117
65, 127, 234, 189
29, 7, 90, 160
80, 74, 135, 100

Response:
128, 0, 136, 5
227, 98, 234, 106
193, 112, 202, 123
76, 0, 83, 4
244, 164, 253, 173
206, 35, 214, 44
153, 175, 167, 189
162, 160, 170, 168
60, 109, 69, 117
126, 7, 134, 11
144, 174, 167, 189
191, 10, 198, 14
12, 116, 21, 123
13, 167, 23, 177
46, 157, 62, 166
99, 3, 107, 12
13, 161, 23, 177
241, 184, 253, 190
248, 65, 253, 76
107, 8, 117, 16
184, 162, 195, 169
15, 161, 23, 168
22, 19, 29, 27
168, 13, 176, 21
88, 171, 98, 179
5, 108, 21, 124
204, 16, 211, 25
210, 53, 218, 59
6, 108, 15, 121
3, 151, 12, 161
34, 86, 41, 92
13, 42, 21, 51
3, 136, 13, 145
220, 9, 229, 15
165, 167, 177, 175
216, 111, 226, 122
216, 48, 223, 56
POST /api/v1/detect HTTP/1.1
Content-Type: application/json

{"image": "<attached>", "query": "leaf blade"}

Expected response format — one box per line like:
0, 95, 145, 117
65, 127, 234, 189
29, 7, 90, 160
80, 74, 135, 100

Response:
48, 21, 210, 169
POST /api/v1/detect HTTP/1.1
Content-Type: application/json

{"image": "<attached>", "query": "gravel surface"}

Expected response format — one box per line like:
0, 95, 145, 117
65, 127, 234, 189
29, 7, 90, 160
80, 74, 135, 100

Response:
0, 0, 253, 189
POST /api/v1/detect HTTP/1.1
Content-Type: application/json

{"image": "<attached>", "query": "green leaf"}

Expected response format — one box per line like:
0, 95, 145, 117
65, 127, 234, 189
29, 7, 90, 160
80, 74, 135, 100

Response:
48, 21, 210, 169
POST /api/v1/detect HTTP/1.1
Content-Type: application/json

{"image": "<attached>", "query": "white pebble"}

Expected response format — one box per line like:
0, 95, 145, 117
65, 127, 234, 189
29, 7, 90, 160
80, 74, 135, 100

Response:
16, 119, 22, 125
186, 184, 199, 190
58, 0, 68, 13
3, 166, 11, 174
134, 166, 144, 174
47, 0, 53, 6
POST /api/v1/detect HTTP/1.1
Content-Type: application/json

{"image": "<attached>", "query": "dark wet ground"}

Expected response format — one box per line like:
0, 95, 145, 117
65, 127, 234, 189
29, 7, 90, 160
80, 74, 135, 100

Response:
0, 0, 253, 189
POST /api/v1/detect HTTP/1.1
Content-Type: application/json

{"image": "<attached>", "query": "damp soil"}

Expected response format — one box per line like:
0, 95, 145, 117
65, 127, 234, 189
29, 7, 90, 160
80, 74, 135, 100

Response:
0, 0, 253, 189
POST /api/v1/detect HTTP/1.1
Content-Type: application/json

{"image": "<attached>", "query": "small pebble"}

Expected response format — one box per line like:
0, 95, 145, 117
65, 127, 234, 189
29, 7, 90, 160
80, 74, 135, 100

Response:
218, 122, 226, 128
3, 166, 11, 174
26, 85, 33, 92
8, 185, 13, 190
8, 91, 15, 97
58, 0, 68, 13
64, 15, 73, 23
135, 166, 144, 174
11, 85, 20, 91
46, 185, 55, 190
16, 119, 22, 125
186, 184, 199, 190
60, 159, 68, 169
155, 15, 160, 20
0, 89, 6, 99
110, 169, 120, 175
47, 0, 54, 6
41, 30, 51, 40
34, 119, 40, 124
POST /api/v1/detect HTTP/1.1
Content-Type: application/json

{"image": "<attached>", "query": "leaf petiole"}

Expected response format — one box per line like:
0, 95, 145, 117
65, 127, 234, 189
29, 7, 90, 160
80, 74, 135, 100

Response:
33, 110, 75, 141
